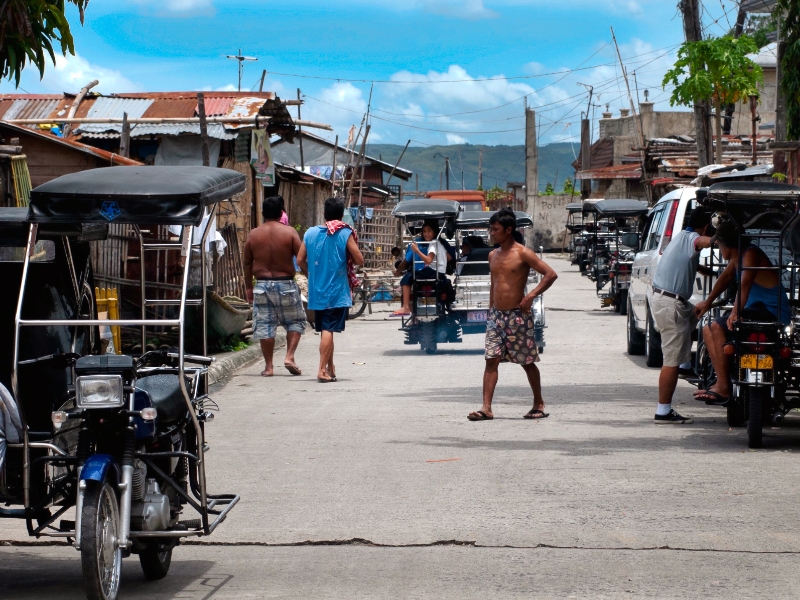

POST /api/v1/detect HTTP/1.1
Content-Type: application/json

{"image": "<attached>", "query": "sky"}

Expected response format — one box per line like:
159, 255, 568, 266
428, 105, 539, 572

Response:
2, 0, 740, 147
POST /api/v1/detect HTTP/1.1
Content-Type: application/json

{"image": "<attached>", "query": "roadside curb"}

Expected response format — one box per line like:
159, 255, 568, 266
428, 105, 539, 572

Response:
208, 333, 285, 385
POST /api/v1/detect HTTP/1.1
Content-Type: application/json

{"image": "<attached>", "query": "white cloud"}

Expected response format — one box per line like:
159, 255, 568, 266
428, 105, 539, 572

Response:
131, 0, 214, 15
33, 53, 138, 94
446, 133, 468, 144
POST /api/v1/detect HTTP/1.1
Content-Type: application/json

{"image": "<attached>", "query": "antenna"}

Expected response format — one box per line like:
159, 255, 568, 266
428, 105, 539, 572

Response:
225, 49, 258, 92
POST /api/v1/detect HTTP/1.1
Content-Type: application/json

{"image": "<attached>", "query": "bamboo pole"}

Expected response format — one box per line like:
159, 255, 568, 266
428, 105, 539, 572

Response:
4, 116, 332, 130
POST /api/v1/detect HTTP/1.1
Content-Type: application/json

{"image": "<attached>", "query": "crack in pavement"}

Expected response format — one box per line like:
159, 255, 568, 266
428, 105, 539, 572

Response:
4, 538, 800, 554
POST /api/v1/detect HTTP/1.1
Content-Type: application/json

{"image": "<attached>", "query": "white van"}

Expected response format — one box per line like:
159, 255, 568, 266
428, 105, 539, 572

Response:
626, 187, 710, 366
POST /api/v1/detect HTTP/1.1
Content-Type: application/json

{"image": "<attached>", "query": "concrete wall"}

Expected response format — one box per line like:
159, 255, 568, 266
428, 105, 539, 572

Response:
528, 193, 578, 250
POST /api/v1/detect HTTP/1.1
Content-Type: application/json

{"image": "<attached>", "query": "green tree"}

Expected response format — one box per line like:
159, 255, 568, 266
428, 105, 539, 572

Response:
543, 182, 555, 195
778, 0, 800, 140
1, 0, 88, 86
562, 177, 574, 195
662, 35, 763, 163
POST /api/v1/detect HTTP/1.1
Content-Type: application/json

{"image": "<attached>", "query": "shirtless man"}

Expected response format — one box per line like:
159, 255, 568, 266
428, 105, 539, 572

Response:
468, 208, 558, 421
243, 196, 306, 377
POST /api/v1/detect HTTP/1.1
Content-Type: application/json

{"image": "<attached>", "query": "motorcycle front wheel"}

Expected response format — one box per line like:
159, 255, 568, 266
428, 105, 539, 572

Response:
81, 480, 122, 600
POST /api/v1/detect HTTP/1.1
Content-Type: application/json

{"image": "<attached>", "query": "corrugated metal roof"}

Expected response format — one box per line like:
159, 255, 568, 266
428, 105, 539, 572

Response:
199, 96, 234, 117
141, 98, 197, 119
0, 120, 142, 166
76, 97, 154, 134
2, 98, 61, 121
574, 164, 642, 180
80, 123, 237, 140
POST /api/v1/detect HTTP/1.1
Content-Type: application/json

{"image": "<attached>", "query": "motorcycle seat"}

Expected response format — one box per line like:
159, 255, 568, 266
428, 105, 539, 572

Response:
136, 374, 188, 424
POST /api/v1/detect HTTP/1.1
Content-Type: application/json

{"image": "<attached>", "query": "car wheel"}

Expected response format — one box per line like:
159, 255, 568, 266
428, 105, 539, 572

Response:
645, 307, 663, 368
626, 298, 645, 356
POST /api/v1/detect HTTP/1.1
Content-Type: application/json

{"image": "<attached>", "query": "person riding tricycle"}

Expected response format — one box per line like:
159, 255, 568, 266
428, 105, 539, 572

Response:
0, 166, 243, 600
692, 181, 800, 448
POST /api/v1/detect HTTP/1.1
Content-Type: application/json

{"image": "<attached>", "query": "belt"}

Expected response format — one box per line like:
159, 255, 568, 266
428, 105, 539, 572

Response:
652, 286, 687, 304
257, 275, 295, 281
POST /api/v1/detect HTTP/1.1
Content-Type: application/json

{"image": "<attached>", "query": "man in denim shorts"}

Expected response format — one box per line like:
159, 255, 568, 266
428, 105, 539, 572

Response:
244, 196, 306, 377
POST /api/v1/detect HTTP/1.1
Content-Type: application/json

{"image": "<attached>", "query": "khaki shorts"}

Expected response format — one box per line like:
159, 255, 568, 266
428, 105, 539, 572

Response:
649, 291, 698, 367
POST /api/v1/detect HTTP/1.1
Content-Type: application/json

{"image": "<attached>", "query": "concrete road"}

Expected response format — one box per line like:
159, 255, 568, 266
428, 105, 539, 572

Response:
3, 256, 800, 599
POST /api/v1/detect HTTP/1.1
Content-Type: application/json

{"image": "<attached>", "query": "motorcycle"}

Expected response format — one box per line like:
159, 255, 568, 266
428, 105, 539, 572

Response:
0, 166, 243, 599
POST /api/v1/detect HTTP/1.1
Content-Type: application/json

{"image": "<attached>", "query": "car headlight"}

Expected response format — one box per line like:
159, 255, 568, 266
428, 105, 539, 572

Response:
76, 375, 124, 409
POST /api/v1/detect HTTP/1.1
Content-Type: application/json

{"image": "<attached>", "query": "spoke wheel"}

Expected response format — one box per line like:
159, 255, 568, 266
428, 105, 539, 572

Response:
139, 541, 173, 580
81, 481, 122, 600
347, 289, 367, 320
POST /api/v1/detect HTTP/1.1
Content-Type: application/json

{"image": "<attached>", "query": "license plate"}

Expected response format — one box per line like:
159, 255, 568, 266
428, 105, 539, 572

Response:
740, 354, 773, 369
467, 311, 487, 322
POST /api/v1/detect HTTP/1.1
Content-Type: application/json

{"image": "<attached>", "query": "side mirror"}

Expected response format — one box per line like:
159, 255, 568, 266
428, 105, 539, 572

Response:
621, 232, 640, 249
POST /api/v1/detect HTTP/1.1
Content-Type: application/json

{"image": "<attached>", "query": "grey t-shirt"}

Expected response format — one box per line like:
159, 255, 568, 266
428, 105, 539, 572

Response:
651, 228, 700, 300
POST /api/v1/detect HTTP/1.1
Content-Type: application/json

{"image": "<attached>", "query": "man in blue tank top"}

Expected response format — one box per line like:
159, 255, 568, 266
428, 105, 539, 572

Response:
297, 198, 364, 383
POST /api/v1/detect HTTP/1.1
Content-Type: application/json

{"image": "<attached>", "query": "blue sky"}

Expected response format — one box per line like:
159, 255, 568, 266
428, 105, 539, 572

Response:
3, 0, 738, 146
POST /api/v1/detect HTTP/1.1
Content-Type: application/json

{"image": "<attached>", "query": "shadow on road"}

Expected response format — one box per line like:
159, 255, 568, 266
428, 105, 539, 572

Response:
0, 549, 226, 600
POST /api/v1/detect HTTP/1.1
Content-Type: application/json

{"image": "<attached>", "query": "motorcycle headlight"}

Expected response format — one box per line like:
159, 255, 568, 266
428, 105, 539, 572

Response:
76, 375, 124, 409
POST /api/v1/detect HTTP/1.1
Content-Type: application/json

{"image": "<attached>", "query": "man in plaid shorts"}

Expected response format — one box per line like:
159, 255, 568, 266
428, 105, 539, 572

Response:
244, 196, 307, 377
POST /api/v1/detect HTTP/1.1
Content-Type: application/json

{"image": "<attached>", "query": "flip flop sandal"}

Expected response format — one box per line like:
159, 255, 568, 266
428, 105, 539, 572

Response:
468, 410, 493, 421
524, 409, 549, 419
695, 390, 730, 406
317, 377, 334, 383
285, 364, 302, 376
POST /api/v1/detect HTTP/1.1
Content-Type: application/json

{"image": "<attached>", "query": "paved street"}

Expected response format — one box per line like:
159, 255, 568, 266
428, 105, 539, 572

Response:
3, 256, 800, 599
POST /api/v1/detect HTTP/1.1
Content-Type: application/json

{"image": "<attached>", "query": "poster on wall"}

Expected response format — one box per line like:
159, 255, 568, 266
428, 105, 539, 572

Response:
250, 129, 275, 185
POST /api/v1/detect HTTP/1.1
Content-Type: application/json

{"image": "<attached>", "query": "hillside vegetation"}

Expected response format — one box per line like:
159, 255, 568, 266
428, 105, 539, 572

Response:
366, 142, 580, 193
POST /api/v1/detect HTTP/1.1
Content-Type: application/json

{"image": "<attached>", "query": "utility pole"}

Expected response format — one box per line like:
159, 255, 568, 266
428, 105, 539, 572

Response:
297, 88, 304, 170
434, 153, 450, 189
679, 0, 710, 167
580, 118, 591, 199
525, 107, 538, 235
478, 149, 483, 189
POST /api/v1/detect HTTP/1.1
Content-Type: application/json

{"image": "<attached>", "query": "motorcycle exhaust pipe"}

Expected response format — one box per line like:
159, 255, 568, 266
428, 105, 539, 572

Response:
773, 411, 784, 426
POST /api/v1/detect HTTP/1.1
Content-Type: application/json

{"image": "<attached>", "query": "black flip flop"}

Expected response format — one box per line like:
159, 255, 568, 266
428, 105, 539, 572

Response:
524, 409, 549, 419
468, 410, 493, 421
285, 364, 302, 376
694, 390, 730, 406
317, 377, 334, 383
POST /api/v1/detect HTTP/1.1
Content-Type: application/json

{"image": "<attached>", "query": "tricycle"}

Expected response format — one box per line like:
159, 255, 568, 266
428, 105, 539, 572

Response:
582, 199, 648, 313
0, 166, 243, 599
390, 200, 544, 354
695, 181, 800, 448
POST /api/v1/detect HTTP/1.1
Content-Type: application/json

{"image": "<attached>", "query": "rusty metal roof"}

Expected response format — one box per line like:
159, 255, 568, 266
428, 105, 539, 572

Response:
141, 98, 197, 119
574, 164, 642, 180
0, 120, 142, 166
199, 97, 235, 117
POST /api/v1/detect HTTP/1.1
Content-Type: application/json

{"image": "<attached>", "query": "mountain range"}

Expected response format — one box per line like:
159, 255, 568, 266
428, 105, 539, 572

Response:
366, 142, 580, 193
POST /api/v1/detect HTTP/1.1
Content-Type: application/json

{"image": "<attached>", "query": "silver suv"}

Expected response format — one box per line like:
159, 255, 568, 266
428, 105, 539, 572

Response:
627, 187, 708, 366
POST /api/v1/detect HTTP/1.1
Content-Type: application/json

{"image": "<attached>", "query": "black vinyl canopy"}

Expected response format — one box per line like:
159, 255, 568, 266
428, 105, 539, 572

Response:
566, 202, 583, 213
28, 166, 247, 226
391, 199, 462, 219
583, 199, 649, 217
456, 210, 533, 228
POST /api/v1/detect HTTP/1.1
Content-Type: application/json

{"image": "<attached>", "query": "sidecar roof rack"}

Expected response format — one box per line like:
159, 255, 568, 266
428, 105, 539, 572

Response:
28, 166, 246, 226
707, 181, 800, 200
566, 202, 583, 213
